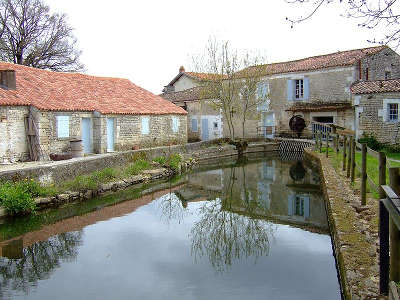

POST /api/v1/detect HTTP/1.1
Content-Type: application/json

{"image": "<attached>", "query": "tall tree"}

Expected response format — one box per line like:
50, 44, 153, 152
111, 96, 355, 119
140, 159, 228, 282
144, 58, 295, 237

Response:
0, 0, 84, 71
192, 37, 267, 140
286, 0, 400, 48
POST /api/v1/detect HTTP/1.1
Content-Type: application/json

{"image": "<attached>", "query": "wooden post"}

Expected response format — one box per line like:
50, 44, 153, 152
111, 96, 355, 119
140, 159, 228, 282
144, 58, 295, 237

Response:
335, 134, 339, 154
326, 132, 329, 157
343, 136, 347, 171
361, 143, 367, 205
380, 199, 390, 295
319, 131, 322, 153
389, 168, 400, 282
351, 137, 355, 183
347, 136, 352, 178
379, 152, 387, 199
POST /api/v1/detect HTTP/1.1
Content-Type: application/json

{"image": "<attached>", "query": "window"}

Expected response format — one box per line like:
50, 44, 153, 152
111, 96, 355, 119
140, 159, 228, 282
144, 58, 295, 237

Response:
385, 71, 391, 80
389, 103, 399, 121
172, 117, 179, 133
213, 122, 218, 129
191, 118, 198, 132
141, 117, 149, 134
56, 116, 70, 138
295, 196, 304, 216
295, 79, 304, 99
364, 68, 369, 81
257, 82, 268, 99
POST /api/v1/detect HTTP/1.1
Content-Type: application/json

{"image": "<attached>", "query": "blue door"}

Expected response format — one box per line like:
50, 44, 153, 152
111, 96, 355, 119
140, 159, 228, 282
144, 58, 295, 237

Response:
201, 118, 209, 141
107, 118, 114, 152
81, 118, 92, 154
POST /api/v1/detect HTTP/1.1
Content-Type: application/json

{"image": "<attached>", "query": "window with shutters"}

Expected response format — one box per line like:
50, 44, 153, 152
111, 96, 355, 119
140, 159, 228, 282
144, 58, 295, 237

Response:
141, 117, 150, 135
191, 118, 198, 132
295, 79, 304, 99
56, 116, 70, 138
172, 117, 179, 133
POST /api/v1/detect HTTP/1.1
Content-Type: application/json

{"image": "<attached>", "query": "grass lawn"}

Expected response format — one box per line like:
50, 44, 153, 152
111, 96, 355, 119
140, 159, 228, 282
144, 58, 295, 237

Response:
321, 148, 400, 199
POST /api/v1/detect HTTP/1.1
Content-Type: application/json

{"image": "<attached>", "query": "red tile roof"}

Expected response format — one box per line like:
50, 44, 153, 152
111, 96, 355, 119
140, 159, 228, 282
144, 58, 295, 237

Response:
351, 79, 400, 94
286, 101, 352, 112
241, 46, 387, 76
0, 62, 186, 115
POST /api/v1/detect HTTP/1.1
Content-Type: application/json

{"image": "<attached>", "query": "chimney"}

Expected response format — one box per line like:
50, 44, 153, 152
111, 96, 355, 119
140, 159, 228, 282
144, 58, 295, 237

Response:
0, 70, 16, 90
179, 66, 185, 73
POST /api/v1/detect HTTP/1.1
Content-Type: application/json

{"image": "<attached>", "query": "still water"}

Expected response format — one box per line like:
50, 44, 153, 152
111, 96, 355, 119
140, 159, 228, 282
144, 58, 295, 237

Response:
0, 156, 341, 300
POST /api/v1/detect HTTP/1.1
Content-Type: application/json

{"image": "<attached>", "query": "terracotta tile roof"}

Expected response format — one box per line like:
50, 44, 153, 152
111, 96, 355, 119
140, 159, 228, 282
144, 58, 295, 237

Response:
185, 72, 227, 81
351, 79, 400, 94
160, 87, 203, 102
0, 62, 186, 115
286, 101, 352, 112
241, 46, 387, 76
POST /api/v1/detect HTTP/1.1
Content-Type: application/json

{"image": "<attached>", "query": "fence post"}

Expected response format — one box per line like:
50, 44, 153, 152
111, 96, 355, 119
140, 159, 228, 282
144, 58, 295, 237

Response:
326, 132, 329, 157
361, 143, 367, 205
379, 152, 387, 199
335, 134, 339, 154
351, 137, 355, 183
343, 136, 347, 171
319, 131, 322, 153
380, 199, 390, 295
389, 168, 400, 283
347, 136, 352, 178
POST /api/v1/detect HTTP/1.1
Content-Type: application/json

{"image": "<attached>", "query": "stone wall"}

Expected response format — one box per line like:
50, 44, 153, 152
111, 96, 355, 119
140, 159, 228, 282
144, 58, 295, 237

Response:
0, 106, 29, 163
0, 107, 187, 162
357, 92, 400, 144
360, 47, 400, 81
263, 67, 355, 137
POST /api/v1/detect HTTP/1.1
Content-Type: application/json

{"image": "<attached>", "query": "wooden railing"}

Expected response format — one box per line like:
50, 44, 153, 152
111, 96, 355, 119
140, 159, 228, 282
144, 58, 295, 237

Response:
313, 124, 400, 296
311, 121, 332, 139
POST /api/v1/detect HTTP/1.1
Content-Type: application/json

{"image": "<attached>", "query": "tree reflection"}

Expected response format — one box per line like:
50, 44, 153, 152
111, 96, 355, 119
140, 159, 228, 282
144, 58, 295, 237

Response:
0, 231, 83, 298
157, 192, 189, 225
190, 165, 275, 273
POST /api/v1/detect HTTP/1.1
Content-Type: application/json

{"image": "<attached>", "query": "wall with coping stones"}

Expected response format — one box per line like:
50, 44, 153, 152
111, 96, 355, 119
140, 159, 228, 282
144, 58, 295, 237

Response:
0, 141, 281, 184
305, 149, 381, 299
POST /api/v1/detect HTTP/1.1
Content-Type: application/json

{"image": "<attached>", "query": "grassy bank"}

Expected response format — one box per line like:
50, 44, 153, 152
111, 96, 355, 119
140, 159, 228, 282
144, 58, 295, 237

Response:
0, 153, 183, 215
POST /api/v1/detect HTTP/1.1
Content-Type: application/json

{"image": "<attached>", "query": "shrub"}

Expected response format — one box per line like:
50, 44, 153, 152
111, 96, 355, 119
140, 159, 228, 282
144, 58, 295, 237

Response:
358, 134, 383, 151
0, 181, 37, 215
124, 159, 151, 176
167, 154, 182, 172
153, 156, 167, 165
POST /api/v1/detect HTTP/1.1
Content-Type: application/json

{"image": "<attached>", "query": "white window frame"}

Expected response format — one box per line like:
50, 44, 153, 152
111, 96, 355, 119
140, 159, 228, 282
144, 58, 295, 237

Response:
141, 116, 150, 135
295, 79, 304, 100
56, 115, 70, 138
388, 103, 399, 122
172, 117, 179, 133
379, 99, 400, 123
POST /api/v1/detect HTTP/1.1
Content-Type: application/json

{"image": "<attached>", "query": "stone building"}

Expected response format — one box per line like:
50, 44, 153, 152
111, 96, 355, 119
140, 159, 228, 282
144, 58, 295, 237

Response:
161, 68, 223, 141
243, 45, 400, 138
0, 62, 187, 163
162, 46, 400, 140
351, 79, 400, 144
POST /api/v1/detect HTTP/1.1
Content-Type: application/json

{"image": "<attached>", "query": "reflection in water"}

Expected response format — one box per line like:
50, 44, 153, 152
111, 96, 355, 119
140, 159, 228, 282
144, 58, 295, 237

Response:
0, 156, 339, 300
0, 231, 82, 298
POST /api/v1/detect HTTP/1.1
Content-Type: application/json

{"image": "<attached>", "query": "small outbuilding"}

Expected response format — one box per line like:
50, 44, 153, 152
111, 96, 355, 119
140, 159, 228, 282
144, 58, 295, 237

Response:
351, 78, 400, 144
0, 62, 187, 163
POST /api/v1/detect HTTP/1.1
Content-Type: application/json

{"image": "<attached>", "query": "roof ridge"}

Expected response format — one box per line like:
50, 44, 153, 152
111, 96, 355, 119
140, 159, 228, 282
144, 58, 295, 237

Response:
0, 61, 132, 81
248, 45, 387, 69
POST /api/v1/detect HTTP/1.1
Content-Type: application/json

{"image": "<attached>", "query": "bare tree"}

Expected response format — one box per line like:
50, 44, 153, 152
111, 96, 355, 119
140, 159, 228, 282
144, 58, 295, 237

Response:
192, 37, 267, 140
286, 0, 400, 48
0, 0, 84, 71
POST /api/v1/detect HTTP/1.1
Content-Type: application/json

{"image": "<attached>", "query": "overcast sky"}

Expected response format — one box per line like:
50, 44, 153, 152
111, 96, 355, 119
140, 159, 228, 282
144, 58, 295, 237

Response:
50, 0, 384, 94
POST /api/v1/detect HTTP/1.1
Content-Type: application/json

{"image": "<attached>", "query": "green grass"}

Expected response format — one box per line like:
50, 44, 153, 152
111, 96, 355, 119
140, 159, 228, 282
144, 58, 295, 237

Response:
322, 148, 400, 199
124, 159, 151, 176
167, 153, 182, 172
153, 156, 167, 165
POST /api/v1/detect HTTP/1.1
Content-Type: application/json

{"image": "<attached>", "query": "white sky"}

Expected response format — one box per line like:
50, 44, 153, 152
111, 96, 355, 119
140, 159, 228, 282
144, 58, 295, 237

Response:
50, 0, 383, 94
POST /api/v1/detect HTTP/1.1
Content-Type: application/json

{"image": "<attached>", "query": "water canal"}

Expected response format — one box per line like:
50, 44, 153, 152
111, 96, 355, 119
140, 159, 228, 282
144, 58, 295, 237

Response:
0, 155, 341, 300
